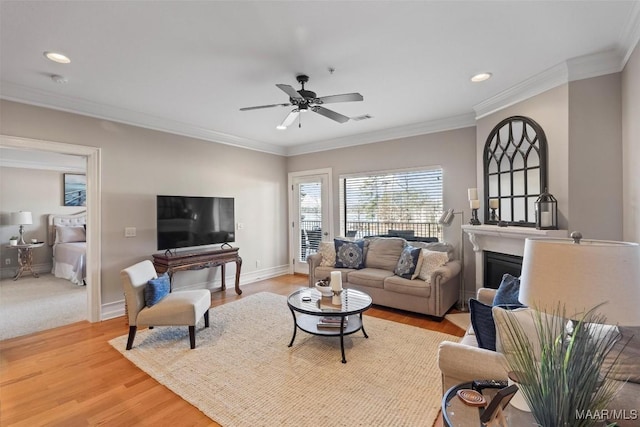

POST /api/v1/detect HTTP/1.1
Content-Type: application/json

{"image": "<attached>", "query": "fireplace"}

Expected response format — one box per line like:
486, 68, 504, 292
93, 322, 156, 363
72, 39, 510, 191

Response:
484, 251, 523, 289
461, 224, 567, 300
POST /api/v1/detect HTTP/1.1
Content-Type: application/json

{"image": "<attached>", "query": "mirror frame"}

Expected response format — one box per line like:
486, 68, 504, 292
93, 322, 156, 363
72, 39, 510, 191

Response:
483, 115, 548, 227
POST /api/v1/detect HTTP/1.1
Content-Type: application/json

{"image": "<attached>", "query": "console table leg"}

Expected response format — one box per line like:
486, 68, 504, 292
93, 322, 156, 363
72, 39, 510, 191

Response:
234, 257, 242, 295
221, 264, 226, 291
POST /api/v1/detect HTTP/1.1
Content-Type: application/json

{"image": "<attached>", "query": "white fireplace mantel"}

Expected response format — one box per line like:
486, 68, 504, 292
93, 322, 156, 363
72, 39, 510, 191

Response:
462, 224, 568, 291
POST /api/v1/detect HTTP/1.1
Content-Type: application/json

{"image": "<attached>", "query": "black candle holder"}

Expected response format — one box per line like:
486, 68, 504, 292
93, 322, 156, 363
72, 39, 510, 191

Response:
470, 208, 481, 225
490, 208, 498, 222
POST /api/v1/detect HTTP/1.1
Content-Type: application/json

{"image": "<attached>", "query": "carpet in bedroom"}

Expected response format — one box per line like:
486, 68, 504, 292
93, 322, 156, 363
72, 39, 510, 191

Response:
0, 274, 86, 340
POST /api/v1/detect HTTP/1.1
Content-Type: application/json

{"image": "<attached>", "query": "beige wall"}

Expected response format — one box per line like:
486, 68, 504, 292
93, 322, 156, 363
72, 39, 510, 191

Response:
477, 85, 570, 230
287, 127, 478, 299
0, 100, 289, 305
622, 41, 640, 243
568, 73, 623, 240
0, 167, 86, 278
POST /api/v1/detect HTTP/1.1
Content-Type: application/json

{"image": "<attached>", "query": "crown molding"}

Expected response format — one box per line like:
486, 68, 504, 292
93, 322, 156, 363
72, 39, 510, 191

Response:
474, 2, 640, 121
0, 82, 287, 156
286, 113, 476, 156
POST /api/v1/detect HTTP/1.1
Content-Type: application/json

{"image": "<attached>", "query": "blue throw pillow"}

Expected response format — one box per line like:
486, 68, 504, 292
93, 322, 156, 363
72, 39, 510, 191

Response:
493, 273, 522, 306
470, 298, 497, 351
334, 239, 365, 269
145, 273, 170, 307
394, 245, 422, 279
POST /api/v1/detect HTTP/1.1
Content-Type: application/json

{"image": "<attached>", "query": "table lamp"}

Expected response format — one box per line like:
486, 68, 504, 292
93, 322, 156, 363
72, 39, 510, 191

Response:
518, 232, 640, 326
11, 211, 33, 245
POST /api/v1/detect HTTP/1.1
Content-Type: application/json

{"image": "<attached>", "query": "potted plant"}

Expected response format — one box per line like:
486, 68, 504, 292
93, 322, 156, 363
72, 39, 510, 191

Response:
9, 236, 18, 246
499, 305, 624, 427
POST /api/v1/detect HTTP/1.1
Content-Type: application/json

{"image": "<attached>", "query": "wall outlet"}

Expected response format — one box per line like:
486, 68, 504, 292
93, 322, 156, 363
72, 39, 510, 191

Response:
237, 222, 244, 230
256, 259, 261, 268
124, 227, 136, 237
5, 258, 11, 265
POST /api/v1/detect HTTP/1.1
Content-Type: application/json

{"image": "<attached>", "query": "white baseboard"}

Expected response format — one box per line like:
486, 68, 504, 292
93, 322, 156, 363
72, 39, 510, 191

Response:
99, 264, 291, 320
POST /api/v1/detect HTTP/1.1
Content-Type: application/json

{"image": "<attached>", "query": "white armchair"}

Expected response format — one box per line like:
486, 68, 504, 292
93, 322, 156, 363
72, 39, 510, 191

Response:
121, 260, 211, 350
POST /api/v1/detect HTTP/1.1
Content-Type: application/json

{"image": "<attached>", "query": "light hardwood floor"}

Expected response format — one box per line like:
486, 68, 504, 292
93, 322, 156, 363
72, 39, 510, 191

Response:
0, 274, 464, 426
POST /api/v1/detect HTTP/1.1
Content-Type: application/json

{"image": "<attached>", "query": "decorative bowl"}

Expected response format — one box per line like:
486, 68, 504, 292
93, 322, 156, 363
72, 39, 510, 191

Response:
315, 281, 333, 297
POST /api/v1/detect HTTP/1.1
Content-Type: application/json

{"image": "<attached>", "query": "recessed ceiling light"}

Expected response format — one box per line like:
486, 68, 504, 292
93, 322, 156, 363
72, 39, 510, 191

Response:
44, 51, 71, 64
276, 125, 287, 130
471, 72, 492, 82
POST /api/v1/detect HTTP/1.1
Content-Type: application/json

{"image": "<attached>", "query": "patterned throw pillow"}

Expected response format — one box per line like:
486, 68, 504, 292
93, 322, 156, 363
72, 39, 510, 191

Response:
144, 273, 170, 307
417, 249, 449, 282
394, 246, 423, 279
334, 239, 365, 269
318, 241, 336, 267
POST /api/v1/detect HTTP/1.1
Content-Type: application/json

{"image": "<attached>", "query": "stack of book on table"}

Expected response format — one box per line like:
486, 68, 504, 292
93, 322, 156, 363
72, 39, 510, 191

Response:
317, 316, 348, 328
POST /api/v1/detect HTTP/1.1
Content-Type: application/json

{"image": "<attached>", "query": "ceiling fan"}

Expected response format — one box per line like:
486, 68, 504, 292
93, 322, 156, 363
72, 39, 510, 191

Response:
240, 74, 364, 129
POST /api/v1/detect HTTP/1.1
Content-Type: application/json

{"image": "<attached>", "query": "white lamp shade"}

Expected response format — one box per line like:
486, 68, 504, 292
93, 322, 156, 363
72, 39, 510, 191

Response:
519, 237, 640, 326
11, 211, 32, 225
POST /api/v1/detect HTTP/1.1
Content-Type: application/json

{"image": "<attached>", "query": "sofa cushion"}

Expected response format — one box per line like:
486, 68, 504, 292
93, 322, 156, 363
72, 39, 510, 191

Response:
394, 245, 423, 279
334, 239, 365, 269
318, 241, 336, 267
493, 273, 522, 306
364, 237, 406, 270
383, 275, 431, 298
314, 266, 353, 283
347, 268, 394, 289
418, 249, 449, 282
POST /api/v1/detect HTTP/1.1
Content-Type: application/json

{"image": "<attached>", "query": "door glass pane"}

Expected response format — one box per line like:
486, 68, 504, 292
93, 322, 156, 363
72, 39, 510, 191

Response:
299, 182, 322, 261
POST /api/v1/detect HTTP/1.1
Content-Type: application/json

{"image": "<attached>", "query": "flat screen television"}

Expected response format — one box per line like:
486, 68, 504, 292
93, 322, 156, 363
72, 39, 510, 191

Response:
156, 195, 235, 250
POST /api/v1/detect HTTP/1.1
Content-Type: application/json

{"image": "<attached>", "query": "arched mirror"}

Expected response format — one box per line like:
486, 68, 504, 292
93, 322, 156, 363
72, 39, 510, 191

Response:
483, 116, 548, 226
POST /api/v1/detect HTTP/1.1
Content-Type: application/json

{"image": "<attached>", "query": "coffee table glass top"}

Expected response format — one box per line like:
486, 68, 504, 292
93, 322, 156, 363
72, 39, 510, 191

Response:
287, 288, 372, 316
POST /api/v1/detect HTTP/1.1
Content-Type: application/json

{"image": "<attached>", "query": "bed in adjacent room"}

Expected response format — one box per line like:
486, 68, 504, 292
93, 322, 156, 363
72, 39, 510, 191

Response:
48, 211, 87, 286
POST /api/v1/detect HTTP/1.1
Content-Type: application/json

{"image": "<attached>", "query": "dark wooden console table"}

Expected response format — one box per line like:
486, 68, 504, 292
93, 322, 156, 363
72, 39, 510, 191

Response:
152, 247, 242, 294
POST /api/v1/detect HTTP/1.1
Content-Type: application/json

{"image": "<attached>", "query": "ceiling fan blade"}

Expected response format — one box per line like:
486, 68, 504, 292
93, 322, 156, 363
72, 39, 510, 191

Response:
316, 93, 364, 104
240, 103, 290, 111
312, 106, 350, 123
280, 110, 300, 128
276, 84, 304, 101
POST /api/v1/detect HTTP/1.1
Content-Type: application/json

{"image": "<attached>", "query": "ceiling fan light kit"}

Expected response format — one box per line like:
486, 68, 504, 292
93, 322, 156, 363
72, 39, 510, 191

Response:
241, 74, 364, 129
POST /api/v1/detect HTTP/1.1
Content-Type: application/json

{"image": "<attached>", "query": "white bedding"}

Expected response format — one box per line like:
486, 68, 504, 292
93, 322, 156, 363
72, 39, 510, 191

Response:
52, 242, 86, 285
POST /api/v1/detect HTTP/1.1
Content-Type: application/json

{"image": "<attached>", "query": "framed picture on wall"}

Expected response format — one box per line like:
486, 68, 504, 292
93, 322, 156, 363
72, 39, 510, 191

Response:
64, 174, 86, 206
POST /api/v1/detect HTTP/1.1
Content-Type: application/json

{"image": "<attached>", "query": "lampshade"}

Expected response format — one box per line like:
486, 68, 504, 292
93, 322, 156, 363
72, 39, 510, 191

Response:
519, 236, 640, 326
11, 211, 32, 225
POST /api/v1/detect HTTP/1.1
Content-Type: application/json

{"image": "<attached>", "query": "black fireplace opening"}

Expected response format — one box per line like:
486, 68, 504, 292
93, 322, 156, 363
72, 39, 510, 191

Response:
484, 251, 523, 289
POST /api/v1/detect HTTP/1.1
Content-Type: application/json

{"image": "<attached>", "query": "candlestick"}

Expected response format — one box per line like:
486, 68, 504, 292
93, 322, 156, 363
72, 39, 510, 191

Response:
468, 188, 478, 201
330, 271, 342, 291
469, 199, 480, 209
489, 199, 499, 209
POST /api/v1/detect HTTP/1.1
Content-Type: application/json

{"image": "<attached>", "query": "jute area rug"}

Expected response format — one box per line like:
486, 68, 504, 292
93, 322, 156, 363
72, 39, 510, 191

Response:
444, 312, 470, 332
109, 292, 459, 427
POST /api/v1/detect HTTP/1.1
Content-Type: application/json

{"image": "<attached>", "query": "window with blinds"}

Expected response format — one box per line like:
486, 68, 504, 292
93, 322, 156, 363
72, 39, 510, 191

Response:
339, 168, 443, 240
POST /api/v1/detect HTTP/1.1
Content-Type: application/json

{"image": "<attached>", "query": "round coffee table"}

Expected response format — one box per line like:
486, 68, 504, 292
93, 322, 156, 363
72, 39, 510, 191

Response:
287, 288, 372, 363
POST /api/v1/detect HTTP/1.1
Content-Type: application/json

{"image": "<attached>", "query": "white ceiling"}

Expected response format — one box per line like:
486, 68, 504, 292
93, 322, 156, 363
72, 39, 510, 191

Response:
1, 1, 639, 156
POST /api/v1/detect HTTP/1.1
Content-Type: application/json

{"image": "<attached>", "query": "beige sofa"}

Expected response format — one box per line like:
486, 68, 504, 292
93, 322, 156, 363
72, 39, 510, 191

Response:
307, 237, 461, 318
438, 288, 639, 426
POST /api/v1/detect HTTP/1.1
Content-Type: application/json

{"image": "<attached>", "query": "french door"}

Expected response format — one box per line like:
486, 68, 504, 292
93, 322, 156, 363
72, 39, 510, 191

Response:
289, 169, 332, 274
